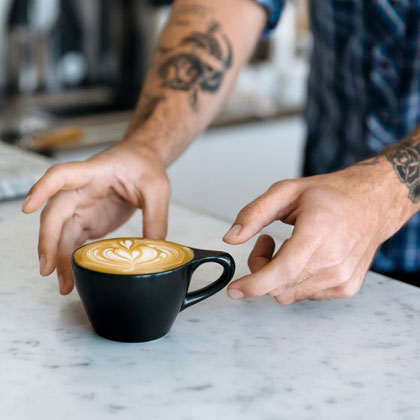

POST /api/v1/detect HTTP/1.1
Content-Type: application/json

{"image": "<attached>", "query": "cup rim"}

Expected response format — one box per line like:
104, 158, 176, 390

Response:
72, 237, 195, 277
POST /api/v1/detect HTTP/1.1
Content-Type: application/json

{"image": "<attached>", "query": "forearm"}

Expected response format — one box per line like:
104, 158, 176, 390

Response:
123, 0, 265, 166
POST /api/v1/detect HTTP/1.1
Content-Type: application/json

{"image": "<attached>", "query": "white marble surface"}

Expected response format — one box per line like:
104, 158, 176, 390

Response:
1, 203, 420, 420
0, 142, 51, 200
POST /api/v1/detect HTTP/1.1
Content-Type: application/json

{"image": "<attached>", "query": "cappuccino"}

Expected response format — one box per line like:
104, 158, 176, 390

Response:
74, 238, 194, 274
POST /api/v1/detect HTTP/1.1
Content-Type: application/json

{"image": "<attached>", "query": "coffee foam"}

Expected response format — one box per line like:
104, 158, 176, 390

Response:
74, 238, 194, 274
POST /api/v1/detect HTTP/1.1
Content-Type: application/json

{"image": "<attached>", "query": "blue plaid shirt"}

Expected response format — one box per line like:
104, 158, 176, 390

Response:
257, 0, 420, 274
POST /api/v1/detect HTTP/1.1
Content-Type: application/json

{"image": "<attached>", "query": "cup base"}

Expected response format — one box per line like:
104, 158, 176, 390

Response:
93, 327, 171, 343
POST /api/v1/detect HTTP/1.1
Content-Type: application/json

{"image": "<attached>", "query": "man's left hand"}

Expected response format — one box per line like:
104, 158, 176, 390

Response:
223, 160, 409, 303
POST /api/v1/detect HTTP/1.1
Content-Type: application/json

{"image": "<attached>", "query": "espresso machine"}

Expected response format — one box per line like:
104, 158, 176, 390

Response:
0, 0, 168, 150
2, 0, 164, 109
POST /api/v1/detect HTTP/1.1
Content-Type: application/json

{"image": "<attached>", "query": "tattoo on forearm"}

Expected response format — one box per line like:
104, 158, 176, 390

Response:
158, 21, 233, 112
131, 95, 166, 131
130, 5, 231, 130
386, 135, 420, 203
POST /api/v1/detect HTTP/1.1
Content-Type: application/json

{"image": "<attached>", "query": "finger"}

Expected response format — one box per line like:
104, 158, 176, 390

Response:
38, 191, 77, 276
141, 179, 171, 239
228, 213, 322, 298
307, 277, 363, 301
248, 234, 276, 273
272, 243, 369, 304
223, 181, 299, 244
56, 219, 87, 295
308, 252, 373, 301
272, 265, 348, 305
22, 162, 91, 213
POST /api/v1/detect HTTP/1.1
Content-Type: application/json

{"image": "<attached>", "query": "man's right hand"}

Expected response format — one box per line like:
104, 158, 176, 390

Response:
21, 142, 171, 295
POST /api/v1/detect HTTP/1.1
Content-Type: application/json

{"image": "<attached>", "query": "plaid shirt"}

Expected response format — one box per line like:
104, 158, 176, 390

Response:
256, 0, 420, 274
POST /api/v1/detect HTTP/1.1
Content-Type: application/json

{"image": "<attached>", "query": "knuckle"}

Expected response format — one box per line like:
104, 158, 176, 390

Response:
150, 174, 171, 195
46, 162, 80, 178
328, 252, 345, 267
46, 163, 61, 175
279, 259, 294, 281
299, 284, 318, 298
243, 279, 271, 297
268, 286, 284, 296
268, 179, 294, 193
332, 265, 350, 285
337, 282, 359, 298
160, 175, 171, 195
43, 164, 69, 187
239, 200, 264, 221
321, 245, 347, 267
275, 294, 293, 305
245, 284, 265, 297
268, 180, 285, 193
324, 251, 348, 268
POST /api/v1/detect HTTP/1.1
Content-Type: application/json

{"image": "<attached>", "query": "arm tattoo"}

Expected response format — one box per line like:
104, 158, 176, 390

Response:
158, 21, 233, 112
131, 95, 166, 131
130, 6, 231, 130
386, 134, 420, 203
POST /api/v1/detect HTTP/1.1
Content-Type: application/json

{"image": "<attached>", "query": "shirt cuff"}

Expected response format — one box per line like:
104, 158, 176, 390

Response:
255, 0, 285, 34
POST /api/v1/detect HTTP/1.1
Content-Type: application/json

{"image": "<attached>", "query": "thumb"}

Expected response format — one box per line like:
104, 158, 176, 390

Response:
223, 181, 298, 245
141, 180, 171, 240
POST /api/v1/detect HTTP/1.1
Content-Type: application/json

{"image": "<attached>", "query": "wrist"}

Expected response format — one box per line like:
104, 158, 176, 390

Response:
342, 156, 417, 240
122, 131, 171, 168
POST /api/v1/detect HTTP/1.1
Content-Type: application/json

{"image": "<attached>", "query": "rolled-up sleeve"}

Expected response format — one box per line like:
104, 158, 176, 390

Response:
255, 0, 286, 33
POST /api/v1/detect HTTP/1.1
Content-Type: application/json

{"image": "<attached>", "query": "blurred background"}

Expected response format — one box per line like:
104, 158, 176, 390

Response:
0, 0, 311, 238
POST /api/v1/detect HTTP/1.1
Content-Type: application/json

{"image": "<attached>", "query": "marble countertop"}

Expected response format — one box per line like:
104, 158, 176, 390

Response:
0, 142, 51, 201
1, 201, 420, 420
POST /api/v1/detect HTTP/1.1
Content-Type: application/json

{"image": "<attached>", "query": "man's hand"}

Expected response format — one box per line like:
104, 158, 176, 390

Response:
22, 142, 170, 295
223, 160, 415, 304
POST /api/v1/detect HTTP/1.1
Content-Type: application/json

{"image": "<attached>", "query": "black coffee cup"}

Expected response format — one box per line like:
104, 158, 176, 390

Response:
72, 244, 235, 342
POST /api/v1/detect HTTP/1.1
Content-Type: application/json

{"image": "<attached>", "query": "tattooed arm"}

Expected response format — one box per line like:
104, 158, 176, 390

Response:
124, 0, 266, 165
22, 0, 266, 295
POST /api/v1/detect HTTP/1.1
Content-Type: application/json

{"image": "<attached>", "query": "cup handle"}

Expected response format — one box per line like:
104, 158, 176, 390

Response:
181, 248, 235, 311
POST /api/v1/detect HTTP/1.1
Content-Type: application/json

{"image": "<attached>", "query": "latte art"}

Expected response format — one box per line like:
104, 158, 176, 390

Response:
74, 238, 194, 274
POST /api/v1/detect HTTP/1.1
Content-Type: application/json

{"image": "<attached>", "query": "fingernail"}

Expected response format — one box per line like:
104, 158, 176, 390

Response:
58, 274, 64, 294
228, 288, 245, 300
39, 254, 46, 275
21, 194, 32, 211
224, 224, 242, 241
